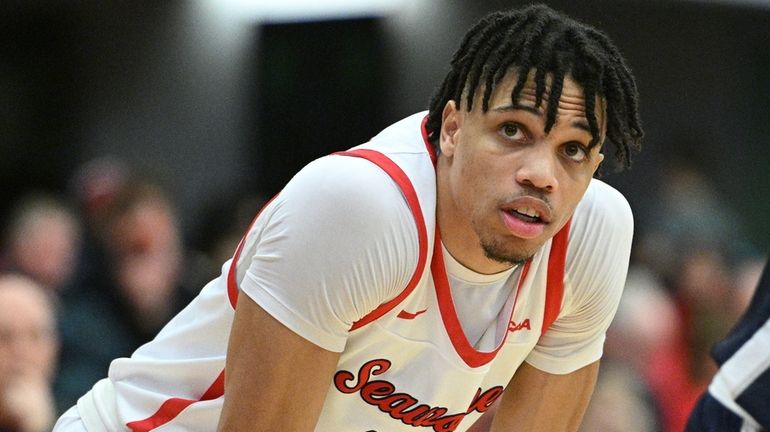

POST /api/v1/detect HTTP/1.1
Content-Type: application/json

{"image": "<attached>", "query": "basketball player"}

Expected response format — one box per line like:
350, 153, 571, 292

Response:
685, 258, 770, 432
54, 4, 643, 431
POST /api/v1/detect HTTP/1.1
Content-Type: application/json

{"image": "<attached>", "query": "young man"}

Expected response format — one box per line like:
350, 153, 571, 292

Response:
54, 4, 643, 431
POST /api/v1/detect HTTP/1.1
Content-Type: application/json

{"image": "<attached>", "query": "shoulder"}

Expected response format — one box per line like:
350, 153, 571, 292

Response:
565, 179, 634, 290
238, 153, 424, 349
278, 154, 416, 229
567, 179, 634, 255
573, 179, 633, 234
263, 152, 423, 280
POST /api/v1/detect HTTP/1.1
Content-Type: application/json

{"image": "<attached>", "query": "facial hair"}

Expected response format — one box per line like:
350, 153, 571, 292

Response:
480, 237, 531, 267
475, 188, 551, 267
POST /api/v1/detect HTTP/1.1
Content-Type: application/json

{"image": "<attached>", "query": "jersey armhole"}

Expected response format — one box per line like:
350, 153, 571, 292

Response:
333, 149, 430, 331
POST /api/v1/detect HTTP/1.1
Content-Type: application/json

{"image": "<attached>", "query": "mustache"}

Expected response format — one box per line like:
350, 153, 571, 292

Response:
505, 187, 552, 207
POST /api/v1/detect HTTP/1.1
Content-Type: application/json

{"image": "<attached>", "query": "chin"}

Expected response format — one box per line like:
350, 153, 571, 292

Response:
481, 242, 534, 267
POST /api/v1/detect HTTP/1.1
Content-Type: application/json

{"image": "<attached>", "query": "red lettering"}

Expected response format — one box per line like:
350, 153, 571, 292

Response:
508, 318, 531, 332
360, 380, 396, 403
411, 407, 449, 426
466, 386, 504, 413
373, 392, 417, 412
333, 359, 503, 432
333, 359, 391, 393
429, 414, 465, 431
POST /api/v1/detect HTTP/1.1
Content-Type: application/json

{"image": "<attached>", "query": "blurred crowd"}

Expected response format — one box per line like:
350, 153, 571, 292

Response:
0, 157, 765, 432
0, 157, 261, 432
580, 165, 765, 432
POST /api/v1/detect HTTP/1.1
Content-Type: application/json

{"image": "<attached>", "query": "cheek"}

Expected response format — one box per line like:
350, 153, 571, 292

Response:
559, 180, 593, 215
457, 155, 496, 201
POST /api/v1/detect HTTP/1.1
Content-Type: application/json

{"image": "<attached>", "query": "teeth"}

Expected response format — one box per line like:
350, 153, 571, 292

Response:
514, 207, 540, 218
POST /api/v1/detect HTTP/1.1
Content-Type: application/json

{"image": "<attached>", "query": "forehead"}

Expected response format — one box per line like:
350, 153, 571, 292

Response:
0, 282, 54, 330
480, 68, 606, 139
488, 69, 586, 112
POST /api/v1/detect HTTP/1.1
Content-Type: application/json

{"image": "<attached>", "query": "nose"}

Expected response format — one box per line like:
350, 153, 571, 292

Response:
514, 145, 558, 192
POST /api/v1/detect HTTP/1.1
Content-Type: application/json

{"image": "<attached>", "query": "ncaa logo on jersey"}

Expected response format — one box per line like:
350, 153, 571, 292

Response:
508, 319, 531, 333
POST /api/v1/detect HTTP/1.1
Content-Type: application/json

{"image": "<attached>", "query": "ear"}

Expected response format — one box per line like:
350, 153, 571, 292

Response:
439, 100, 462, 157
592, 152, 605, 175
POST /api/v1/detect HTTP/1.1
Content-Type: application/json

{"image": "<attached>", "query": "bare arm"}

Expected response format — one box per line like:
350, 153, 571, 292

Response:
489, 361, 599, 432
217, 294, 341, 431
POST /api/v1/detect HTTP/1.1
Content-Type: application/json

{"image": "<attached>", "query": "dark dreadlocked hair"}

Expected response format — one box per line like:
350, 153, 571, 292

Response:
426, 4, 643, 170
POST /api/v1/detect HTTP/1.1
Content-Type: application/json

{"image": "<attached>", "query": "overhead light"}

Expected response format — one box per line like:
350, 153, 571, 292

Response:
213, 0, 409, 23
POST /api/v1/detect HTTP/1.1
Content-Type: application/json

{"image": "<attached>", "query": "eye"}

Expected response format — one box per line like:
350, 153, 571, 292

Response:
500, 123, 525, 141
563, 142, 588, 162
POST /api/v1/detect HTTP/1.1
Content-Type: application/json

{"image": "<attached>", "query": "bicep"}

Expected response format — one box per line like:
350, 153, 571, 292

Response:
218, 293, 341, 431
490, 361, 600, 432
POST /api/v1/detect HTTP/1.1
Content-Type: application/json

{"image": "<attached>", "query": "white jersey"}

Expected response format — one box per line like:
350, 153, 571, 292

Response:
65, 112, 633, 432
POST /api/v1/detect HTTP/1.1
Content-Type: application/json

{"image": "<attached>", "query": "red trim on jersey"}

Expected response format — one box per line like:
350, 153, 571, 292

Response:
126, 371, 225, 432
541, 219, 571, 335
226, 195, 278, 308
396, 308, 428, 320
432, 227, 532, 369
336, 149, 430, 331
420, 114, 437, 166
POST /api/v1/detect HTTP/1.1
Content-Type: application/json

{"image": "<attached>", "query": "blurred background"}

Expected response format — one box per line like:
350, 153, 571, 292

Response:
0, 0, 767, 430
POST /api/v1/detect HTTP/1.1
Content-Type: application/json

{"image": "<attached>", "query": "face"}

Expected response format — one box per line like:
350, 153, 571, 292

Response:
12, 211, 80, 289
111, 195, 182, 315
436, 70, 604, 273
0, 277, 58, 386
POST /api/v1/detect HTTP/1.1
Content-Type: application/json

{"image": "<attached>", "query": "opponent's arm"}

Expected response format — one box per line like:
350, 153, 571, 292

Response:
489, 361, 599, 431
217, 293, 341, 431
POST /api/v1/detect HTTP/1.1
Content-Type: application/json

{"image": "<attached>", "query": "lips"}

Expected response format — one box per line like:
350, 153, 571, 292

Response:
500, 197, 552, 239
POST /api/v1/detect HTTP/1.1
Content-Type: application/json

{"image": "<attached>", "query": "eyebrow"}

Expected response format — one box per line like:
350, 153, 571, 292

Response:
491, 103, 592, 133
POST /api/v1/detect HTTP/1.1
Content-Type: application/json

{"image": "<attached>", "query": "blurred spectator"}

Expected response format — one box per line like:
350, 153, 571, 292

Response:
731, 257, 765, 320
635, 164, 754, 288
579, 362, 660, 432
642, 249, 767, 432
606, 267, 679, 374
581, 267, 674, 432
68, 156, 130, 234
54, 178, 192, 412
686, 257, 770, 431
102, 182, 185, 329
675, 250, 735, 380
0, 194, 81, 292
0, 273, 59, 432
630, 163, 761, 432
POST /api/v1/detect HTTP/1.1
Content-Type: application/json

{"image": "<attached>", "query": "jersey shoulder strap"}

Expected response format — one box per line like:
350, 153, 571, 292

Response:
541, 219, 571, 335
334, 149, 430, 331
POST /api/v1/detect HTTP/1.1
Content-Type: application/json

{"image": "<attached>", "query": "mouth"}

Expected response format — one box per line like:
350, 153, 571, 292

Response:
499, 197, 552, 240
505, 206, 544, 224
502, 197, 552, 223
